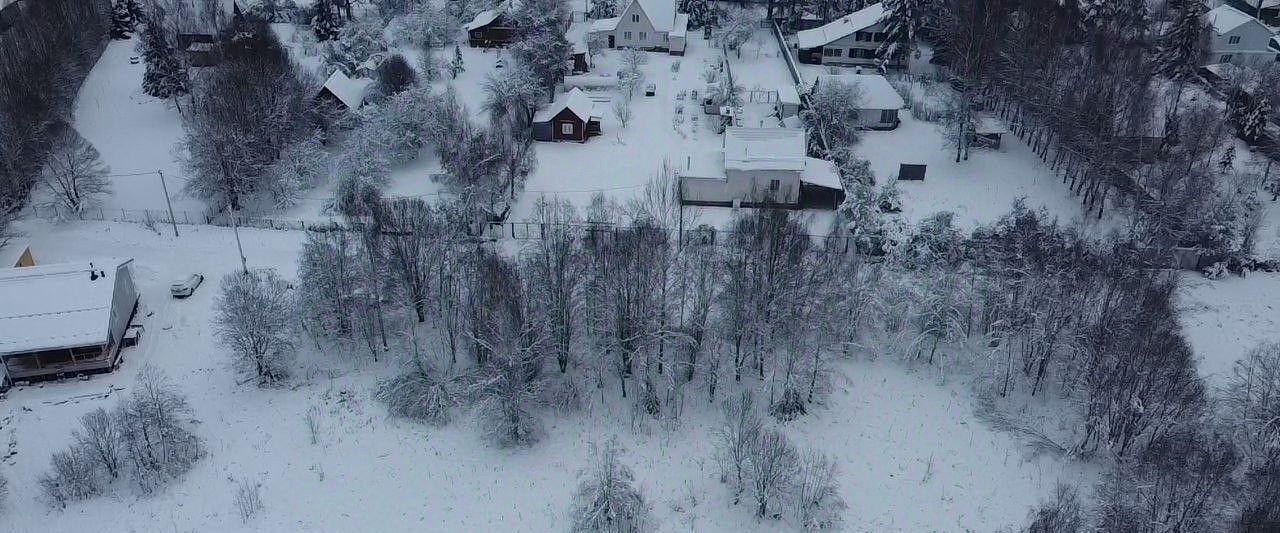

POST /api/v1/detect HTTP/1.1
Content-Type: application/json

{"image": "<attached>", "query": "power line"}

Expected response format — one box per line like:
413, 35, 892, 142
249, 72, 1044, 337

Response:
103, 170, 162, 178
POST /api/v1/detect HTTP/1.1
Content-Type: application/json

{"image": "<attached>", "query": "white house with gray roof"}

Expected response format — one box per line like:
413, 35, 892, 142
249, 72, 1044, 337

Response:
590, 0, 689, 55
1203, 5, 1278, 66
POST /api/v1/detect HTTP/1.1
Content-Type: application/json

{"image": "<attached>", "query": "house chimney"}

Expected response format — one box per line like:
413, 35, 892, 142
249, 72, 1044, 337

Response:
687, 155, 691, 170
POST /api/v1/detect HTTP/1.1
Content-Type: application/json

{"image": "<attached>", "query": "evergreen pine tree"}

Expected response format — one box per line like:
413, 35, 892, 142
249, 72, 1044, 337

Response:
312, 0, 342, 41
1241, 97, 1271, 144
589, 0, 617, 19
125, 0, 147, 26
1156, 0, 1208, 79
141, 24, 190, 100
877, 0, 931, 64
682, 0, 712, 29
111, 0, 135, 39
450, 44, 465, 78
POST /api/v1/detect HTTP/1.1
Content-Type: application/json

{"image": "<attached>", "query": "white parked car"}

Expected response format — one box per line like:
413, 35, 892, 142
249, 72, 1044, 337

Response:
170, 274, 204, 298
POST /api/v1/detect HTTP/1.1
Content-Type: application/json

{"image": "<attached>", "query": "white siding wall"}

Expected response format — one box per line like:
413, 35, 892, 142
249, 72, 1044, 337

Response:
612, 2, 669, 49
681, 170, 801, 204
818, 21, 886, 66
1209, 24, 1279, 66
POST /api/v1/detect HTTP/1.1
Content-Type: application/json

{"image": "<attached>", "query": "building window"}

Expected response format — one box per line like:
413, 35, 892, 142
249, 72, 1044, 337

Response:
1221, 54, 1233, 62
769, 179, 780, 192
874, 32, 887, 42
854, 31, 867, 41
823, 48, 842, 57
624, 31, 632, 39
880, 109, 897, 123
1229, 36, 1241, 44
561, 123, 574, 135
632, 14, 639, 22
639, 32, 646, 40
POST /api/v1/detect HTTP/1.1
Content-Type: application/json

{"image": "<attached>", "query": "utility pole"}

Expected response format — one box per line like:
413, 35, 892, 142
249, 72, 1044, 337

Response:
227, 204, 248, 274
157, 170, 179, 237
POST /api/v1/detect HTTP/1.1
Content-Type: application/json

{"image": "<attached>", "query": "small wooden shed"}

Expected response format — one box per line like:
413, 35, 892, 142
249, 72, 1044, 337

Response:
532, 88, 602, 142
177, 33, 221, 67
465, 4, 517, 48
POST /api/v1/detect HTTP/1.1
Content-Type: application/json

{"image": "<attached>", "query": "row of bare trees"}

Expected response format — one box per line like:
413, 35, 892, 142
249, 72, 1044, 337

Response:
0, 0, 112, 226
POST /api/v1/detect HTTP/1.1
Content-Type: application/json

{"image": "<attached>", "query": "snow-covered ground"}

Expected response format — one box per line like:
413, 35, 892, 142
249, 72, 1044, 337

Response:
72, 37, 201, 214
854, 113, 1118, 232
1180, 271, 1280, 384
0, 219, 1087, 531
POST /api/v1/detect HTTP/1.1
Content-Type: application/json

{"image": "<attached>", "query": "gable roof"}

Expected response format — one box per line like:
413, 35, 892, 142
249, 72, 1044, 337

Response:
0, 239, 30, 268
797, 3, 886, 49
813, 73, 905, 109
534, 88, 600, 122
1206, 5, 1261, 35
0, 259, 132, 357
723, 128, 807, 172
464, 0, 517, 31
630, 0, 678, 32
465, 9, 501, 31
320, 70, 373, 110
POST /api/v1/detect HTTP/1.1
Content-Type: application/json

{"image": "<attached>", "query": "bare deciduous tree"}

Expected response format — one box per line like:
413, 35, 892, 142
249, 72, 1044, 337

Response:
39, 448, 101, 508
118, 365, 204, 493
39, 129, 111, 214
73, 407, 123, 480
715, 390, 762, 501
747, 427, 799, 518
215, 269, 296, 385
794, 449, 846, 531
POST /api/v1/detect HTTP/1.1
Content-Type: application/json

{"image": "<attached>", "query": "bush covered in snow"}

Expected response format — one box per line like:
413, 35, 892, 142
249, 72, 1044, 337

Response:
376, 365, 455, 426
569, 437, 650, 533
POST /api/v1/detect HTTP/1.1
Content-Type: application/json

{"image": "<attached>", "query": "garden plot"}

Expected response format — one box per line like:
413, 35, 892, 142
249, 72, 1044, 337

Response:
853, 112, 1115, 231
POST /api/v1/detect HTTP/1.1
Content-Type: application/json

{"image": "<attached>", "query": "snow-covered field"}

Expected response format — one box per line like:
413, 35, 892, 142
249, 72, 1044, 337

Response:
0, 219, 1087, 531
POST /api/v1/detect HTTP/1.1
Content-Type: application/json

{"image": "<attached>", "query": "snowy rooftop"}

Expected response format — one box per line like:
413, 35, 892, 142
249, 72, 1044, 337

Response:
0, 239, 30, 267
591, 17, 621, 32
778, 84, 801, 105
566, 21, 590, 54
796, 3, 886, 49
813, 73, 905, 110
678, 150, 727, 179
671, 13, 690, 38
321, 70, 374, 110
1206, 5, 1258, 35
464, 1, 514, 31
0, 258, 131, 356
723, 127, 807, 172
800, 157, 841, 189
534, 87, 600, 122
464, 10, 499, 31
635, 0, 679, 32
